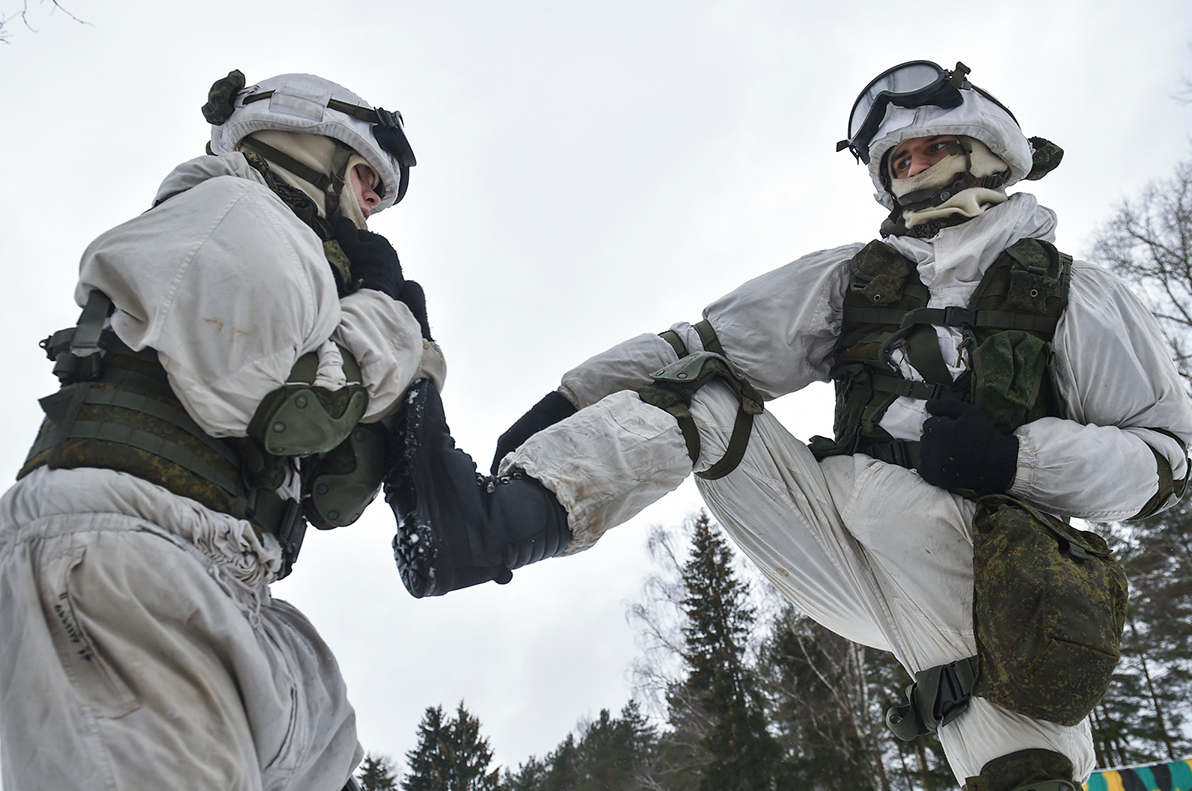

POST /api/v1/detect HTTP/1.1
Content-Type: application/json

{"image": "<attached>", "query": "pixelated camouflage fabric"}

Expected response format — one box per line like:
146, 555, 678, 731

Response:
972, 495, 1128, 725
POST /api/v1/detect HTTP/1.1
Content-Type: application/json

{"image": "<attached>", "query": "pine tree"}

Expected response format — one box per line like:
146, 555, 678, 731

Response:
404, 706, 450, 791
503, 756, 547, 791
574, 702, 657, 791
543, 733, 579, 791
358, 753, 400, 791
1088, 511, 1192, 766
402, 702, 500, 791
668, 511, 780, 791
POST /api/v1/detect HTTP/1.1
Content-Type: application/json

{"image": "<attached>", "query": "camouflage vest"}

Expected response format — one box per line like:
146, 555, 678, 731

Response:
809, 237, 1072, 468
19, 292, 307, 575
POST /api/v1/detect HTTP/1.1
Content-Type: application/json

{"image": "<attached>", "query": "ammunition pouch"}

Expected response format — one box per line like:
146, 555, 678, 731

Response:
972, 495, 1127, 725
961, 749, 1079, 791
302, 422, 388, 529
638, 351, 764, 480
886, 496, 1127, 741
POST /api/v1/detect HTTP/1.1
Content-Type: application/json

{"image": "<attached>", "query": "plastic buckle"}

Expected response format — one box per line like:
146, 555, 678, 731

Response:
274, 498, 306, 577
933, 661, 973, 728
943, 306, 979, 327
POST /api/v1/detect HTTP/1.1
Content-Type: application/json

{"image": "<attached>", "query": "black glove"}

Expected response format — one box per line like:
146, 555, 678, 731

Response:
917, 399, 1018, 496
398, 279, 433, 341
490, 391, 577, 474
334, 217, 433, 341
334, 217, 403, 300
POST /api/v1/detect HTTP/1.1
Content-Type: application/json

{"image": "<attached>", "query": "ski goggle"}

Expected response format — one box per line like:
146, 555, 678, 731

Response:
837, 60, 973, 164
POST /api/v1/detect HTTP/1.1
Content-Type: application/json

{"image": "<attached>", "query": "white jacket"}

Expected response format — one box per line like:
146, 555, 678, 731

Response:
77, 152, 437, 438
10, 152, 440, 574
556, 193, 1192, 522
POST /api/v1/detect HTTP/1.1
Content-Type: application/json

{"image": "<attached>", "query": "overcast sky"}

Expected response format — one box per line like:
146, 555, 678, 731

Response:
3, 0, 1191, 778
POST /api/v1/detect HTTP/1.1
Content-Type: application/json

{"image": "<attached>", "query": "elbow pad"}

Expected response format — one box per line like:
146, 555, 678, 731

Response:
248, 346, 369, 456
302, 422, 388, 529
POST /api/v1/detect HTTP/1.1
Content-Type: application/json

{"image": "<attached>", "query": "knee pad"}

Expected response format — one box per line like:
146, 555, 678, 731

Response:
962, 749, 1079, 791
638, 351, 764, 480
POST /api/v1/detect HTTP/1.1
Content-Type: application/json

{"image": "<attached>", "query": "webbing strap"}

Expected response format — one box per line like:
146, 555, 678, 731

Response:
869, 373, 954, 402
862, 439, 921, 469
697, 409, 755, 481
900, 306, 1060, 334
239, 138, 333, 194
39, 386, 243, 469
43, 416, 242, 497
694, 320, 725, 356
905, 324, 953, 386
658, 330, 688, 358
659, 320, 724, 358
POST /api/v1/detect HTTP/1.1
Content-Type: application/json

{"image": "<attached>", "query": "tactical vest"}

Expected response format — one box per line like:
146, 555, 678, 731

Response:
808, 237, 1072, 469
20, 292, 308, 575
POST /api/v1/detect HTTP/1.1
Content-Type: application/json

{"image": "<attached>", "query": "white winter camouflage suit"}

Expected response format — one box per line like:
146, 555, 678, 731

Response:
0, 153, 438, 790
500, 96, 1192, 786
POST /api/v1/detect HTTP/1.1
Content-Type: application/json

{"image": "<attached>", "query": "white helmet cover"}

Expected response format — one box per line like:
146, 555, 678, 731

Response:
866, 87, 1034, 210
209, 73, 409, 213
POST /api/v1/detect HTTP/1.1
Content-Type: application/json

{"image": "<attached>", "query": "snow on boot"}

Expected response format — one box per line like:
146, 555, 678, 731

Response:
385, 379, 573, 598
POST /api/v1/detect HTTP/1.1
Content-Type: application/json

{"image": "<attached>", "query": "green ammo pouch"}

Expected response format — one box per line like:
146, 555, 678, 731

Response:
972, 330, 1059, 435
972, 495, 1128, 725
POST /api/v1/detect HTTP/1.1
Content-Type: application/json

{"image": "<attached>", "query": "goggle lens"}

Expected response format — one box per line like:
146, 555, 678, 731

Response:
847, 62, 947, 140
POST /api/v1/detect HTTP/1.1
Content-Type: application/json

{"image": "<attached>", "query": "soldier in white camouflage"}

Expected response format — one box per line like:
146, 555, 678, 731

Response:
0, 70, 440, 791
386, 61, 1192, 790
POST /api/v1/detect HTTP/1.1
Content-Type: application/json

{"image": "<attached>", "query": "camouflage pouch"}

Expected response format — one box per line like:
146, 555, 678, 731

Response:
971, 330, 1058, 434
972, 495, 1127, 725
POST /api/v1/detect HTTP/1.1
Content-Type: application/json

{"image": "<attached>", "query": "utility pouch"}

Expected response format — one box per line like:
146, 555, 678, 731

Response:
972, 330, 1059, 434
971, 495, 1127, 725
809, 363, 873, 459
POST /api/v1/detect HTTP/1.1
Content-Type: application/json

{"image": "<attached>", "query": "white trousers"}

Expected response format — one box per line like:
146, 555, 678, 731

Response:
0, 470, 361, 791
508, 384, 1096, 786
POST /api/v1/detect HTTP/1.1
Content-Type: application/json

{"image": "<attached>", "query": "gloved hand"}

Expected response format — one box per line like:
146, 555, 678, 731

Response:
334, 217, 432, 341
490, 391, 577, 474
334, 217, 403, 300
397, 279, 433, 341
917, 399, 1018, 496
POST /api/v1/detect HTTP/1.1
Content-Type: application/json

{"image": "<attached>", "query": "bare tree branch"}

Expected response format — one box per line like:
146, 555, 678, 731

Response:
1, 0, 87, 43
1092, 160, 1192, 391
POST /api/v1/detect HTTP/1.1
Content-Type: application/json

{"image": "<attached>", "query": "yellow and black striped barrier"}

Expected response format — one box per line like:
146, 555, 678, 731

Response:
1085, 758, 1192, 790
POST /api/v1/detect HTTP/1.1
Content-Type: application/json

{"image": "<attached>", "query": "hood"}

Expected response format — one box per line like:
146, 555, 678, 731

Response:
867, 88, 1035, 211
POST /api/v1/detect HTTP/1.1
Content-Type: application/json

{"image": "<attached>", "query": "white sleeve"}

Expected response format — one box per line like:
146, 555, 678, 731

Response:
1008, 261, 1192, 519
78, 177, 342, 437
332, 289, 431, 422
559, 244, 858, 408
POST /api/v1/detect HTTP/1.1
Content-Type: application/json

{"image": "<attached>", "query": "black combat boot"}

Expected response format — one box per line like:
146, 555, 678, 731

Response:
385, 379, 572, 598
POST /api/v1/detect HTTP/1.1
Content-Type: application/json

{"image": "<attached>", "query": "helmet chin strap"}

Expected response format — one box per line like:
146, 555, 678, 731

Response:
237, 134, 356, 224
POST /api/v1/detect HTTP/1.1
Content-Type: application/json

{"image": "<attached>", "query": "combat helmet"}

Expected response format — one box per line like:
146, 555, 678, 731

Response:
204, 70, 417, 213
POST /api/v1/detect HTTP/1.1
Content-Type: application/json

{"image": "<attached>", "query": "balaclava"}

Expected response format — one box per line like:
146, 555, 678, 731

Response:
241, 129, 372, 230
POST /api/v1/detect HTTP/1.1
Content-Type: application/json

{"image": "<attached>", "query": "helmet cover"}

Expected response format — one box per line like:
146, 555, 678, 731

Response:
865, 86, 1034, 210
208, 72, 411, 213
